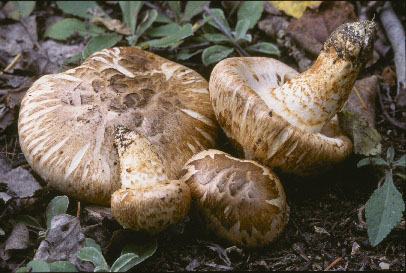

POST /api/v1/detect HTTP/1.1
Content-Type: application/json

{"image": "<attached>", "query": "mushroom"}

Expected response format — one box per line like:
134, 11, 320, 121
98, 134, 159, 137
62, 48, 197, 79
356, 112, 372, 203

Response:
180, 149, 289, 247
18, 47, 218, 233
209, 21, 376, 175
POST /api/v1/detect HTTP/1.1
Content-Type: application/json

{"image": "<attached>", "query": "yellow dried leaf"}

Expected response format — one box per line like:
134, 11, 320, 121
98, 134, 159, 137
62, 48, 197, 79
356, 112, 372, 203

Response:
90, 16, 131, 35
269, 1, 321, 19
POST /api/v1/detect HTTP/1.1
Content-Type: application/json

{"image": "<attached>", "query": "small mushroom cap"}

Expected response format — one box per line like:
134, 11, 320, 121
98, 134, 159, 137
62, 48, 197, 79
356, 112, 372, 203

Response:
181, 149, 289, 247
18, 47, 218, 205
210, 57, 352, 175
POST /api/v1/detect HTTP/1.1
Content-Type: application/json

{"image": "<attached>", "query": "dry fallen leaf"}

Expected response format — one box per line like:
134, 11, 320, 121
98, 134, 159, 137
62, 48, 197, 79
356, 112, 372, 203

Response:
285, 1, 357, 55
269, 1, 321, 19
90, 16, 131, 35
381, 66, 397, 87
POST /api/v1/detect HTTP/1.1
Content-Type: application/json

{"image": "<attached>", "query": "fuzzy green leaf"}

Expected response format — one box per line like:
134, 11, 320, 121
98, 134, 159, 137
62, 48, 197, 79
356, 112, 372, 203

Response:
56, 1, 101, 19
45, 18, 104, 40
202, 45, 234, 66
365, 172, 405, 246
128, 9, 158, 45
168, 1, 181, 22
77, 247, 109, 271
16, 267, 29, 273
393, 155, 406, 167
48, 261, 78, 272
235, 19, 250, 41
4, 1, 35, 20
146, 23, 181, 37
204, 8, 231, 34
357, 157, 388, 168
119, 1, 143, 35
46, 196, 69, 229
182, 1, 209, 22
237, 1, 264, 29
119, 238, 158, 267
82, 33, 123, 59
394, 171, 406, 180
26, 260, 50, 272
140, 23, 193, 48
155, 12, 172, 23
386, 147, 395, 164
177, 48, 203, 61
202, 33, 230, 43
246, 42, 280, 56
85, 238, 102, 254
110, 253, 139, 272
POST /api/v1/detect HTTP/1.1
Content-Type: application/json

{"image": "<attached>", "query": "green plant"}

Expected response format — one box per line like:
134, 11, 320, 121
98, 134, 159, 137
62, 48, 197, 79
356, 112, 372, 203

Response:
16, 196, 158, 272
358, 147, 405, 247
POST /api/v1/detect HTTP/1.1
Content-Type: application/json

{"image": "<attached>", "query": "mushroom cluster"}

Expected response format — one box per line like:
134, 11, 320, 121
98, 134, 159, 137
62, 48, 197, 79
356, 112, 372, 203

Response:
18, 21, 375, 247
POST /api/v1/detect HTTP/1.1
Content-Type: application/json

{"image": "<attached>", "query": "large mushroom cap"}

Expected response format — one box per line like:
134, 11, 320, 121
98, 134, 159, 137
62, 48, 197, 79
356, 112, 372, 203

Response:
209, 21, 376, 175
181, 149, 289, 247
18, 47, 218, 205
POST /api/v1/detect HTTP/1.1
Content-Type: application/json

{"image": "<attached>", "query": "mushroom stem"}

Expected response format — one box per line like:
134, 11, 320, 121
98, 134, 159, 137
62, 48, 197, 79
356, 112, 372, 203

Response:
266, 21, 376, 133
111, 126, 191, 233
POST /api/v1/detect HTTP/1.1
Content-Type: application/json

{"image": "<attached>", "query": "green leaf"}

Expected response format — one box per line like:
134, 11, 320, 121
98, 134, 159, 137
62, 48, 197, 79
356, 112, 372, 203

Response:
177, 48, 203, 61
146, 23, 181, 37
386, 147, 395, 164
48, 261, 78, 272
110, 253, 139, 272
63, 53, 83, 66
393, 155, 406, 167
246, 42, 280, 56
182, 1, 209, 22
16, 267, 29, 273
56, 1, 101, 19
237, 1, 264, 29
85, 238, 102, 254
82, 33, 123, 59
202, 33, 230, 43
234, 19, 250, 41
204, 8, 231, 34
365, 171, 405, 247
128, 9, 158, 45
77, 247, 109, 271
394, 171, 406, 180
119, 1, 143, 35
4, 1, 35, 20
119, 238, 158, 267
168, 1, 181, 22
202, 45, 234, 66
337, 108, 382, 156
94, 266, 110, 272
140, 23, 193, 48
155, 12, 172, 23
26, 260, 50, 272
16, 215, 43, 228
357, 158, 372, 168
44, 19, 104, 40
46, 196, 69, 229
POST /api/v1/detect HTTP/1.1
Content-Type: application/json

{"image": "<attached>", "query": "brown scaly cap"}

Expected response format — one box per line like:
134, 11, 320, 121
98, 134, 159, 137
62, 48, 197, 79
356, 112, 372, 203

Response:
209, 21, 376, 175
181, 150, 289, 247
18, 47, 218, 206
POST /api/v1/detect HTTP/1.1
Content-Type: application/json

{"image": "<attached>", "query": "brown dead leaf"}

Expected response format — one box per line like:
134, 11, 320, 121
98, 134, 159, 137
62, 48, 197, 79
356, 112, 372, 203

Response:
285, 1, 357, 56
381, 66, 397, 87
347, 75, 379, 128
90, 16, 131, 35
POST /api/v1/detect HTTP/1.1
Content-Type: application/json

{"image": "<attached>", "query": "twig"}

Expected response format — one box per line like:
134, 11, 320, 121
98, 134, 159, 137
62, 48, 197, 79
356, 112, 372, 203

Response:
325, 256, 343, 270
377, 86, 406, 130
202, 5, 249, 57
357, 205, 367, 229
353, 86, 368, 110
77, 201, 81, 217
0, 53, 22, 75
379, 2, 406, 105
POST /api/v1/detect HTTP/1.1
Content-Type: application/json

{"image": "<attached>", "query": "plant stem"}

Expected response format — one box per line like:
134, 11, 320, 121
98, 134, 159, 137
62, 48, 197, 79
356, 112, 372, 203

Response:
202, 5, 249, 57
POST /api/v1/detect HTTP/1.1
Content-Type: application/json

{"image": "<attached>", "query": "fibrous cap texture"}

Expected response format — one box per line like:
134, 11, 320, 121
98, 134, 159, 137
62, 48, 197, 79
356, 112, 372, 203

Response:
18, 47, 218, 205
181, 149, 289, 247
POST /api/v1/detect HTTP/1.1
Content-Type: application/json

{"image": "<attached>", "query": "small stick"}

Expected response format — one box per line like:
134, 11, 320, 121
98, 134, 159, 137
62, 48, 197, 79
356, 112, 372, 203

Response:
377, 87, 406, 130
202, 5, 249, 57
77, 201, 81, 217
325, 256, 343, 270
357, 205, 367, 229
353, 86, 368, 110
0, 53, 22, 75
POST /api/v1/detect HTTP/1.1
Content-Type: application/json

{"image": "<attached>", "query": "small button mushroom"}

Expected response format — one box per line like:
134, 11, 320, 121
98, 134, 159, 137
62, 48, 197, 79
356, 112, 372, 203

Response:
209, 21, 376, 175
181, 150, 289, 248
18, 47, 218, 233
